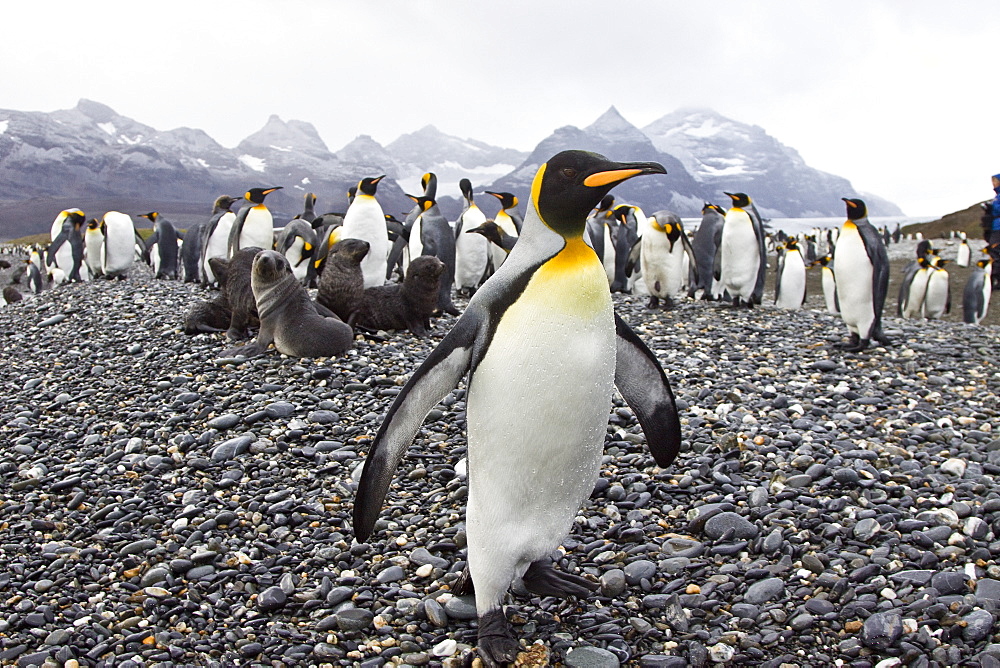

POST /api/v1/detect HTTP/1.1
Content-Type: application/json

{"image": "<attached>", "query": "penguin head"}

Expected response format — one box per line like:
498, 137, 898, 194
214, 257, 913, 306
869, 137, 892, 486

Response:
530, 151, 665, 238
935, 258, 950, 268
724, 192, 751, 209
612, 205, 633, 225
86, 218, 100, 232
484, 191, 517, 210
459, 178, 474, 202
65, 211, 86, 228
357, 176, 384, 197
702, 202, 725, 216
406, 194, 434, 212
421, 172, 436, 190
811, 254, 832, 267
140, 212, 159, 222
597, 194, 616, 213
246, 187, 282, 204
306, 192, 317, 206
786, 238, 799, 251
214, 195, 239, 212
842, 198, 868, 220
467, 221, 503, 246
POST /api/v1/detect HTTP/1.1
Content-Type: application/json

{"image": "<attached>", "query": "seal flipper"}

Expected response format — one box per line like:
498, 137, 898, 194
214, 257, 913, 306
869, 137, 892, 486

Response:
353, 314, 479, 541
521, 558, 598, 598
614, 312, 681, 468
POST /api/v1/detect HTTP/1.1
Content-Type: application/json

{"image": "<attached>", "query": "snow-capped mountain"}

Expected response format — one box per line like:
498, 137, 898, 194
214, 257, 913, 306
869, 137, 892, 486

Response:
0, 99, 904, 240
386, 125, 527, 197
489, 107, 710, 216
643, 108, 904, 217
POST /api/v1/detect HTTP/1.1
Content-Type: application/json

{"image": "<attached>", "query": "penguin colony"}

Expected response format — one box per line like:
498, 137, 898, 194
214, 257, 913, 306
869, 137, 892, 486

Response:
3, 149, 994, 665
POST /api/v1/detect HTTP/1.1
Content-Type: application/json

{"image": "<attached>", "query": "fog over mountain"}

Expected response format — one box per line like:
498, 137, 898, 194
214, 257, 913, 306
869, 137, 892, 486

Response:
0, 99, 902, 240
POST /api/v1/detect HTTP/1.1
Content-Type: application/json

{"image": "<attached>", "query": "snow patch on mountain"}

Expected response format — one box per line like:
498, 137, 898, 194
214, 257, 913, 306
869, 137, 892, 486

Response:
239, 155, 266, 172
98, 122, 115, 136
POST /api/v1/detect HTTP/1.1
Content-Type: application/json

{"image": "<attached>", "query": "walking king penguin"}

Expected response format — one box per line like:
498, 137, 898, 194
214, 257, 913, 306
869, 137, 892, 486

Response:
453, 178, 490, 295
963, 258, 992, 324
956, 232, 971, 267
719, 192, 767, 306
811, 254, 839, 314
832, 198, 890, 351
101, 211, 137, 279
340, 176, 387, 288
352, 150, 682, 666
689, 202, 725, 300
228, 187, 282, 258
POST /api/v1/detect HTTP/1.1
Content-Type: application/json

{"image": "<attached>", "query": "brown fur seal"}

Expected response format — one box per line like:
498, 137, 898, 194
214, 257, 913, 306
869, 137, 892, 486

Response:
223, 250, 353, 358
183, 247, 261, 338
350, 255, 444, 337
316, 238, 370, 322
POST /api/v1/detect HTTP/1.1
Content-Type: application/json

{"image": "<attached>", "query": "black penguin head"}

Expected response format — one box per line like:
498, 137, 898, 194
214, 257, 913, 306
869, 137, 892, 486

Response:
246, 187, 282, 204
842, 198, 867, 220
467, 220, 502, 245
597, 194, 616, 213
140, 212, 158, 222
786, 238, 799, 251
357, 176, 384, 196
724, 192, 751, 208
86, 218, 100, 231
811, 254, 832, 267
305, 192, 316, 206
65, 211, 86, 228
531, 151, 666, 237
484, 191, 518, 210
459, 178, 474, 201
406, 194, 434, 212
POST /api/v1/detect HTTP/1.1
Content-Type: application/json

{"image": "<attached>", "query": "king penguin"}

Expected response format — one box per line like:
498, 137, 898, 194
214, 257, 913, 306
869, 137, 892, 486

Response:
47, 209, 89, 282
276, 219, 317, 284
811, 254, 839, 314
774, 237, 806, 309
637, 211, 697, 309
140, 212, 181, 279
690, 202, 725, 300
228, 187, 282, 258
352, 150, 682, 667
484, 190, 522, 272
201, 195, 239, 285
584, 194, 617, 285
719, 192, 766, 306
898, 241, 938, 319
963, 257, 993, 324
84, 218, 105, 278
100, 211, 136, 279
956, 232, 971, 267
340, 176, 387, 288
922, 258, 951, 319
453, 178, 490, 295
832, 198, 891, 351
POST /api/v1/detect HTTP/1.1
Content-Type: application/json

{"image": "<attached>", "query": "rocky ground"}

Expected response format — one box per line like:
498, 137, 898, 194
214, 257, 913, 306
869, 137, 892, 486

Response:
1, 260, 999, 668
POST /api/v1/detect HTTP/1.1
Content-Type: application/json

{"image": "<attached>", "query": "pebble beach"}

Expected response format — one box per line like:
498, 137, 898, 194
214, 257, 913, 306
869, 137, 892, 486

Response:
1, 259, 1000, 668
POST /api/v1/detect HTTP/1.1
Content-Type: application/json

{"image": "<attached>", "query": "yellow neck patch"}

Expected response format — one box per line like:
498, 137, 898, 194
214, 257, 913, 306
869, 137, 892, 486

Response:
544, 235, 597, 272
530, 163, 547, 221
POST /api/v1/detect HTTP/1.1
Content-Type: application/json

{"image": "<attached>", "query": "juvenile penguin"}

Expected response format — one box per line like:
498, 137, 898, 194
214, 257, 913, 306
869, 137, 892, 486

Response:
222, 250, 353, 359
719, 192, 767, 307
275, 219, 317, 284
774, 237, 806, 309
638, 211, 696, 309
352, 150, 681, 666
922, 258, 951, 319
228, 187, 282, 257
963, 258, 993, 324
84, 218, 105, 278
832, 198, 891, 351
453, 178, 490, 295
202, 195, 239, 285
140, 212, 181, 279
811, 254, 839, 314
340, 176, 387, 288
483, 190, 522, 271
101, 211, 137, 279
689, 202, 725, 300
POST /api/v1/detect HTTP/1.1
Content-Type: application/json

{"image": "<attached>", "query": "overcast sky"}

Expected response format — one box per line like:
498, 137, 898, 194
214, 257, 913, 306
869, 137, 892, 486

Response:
3, 1, 998, 217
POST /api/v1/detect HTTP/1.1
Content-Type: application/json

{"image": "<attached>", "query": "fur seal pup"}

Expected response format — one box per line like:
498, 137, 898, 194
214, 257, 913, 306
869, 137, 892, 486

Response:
183, 249, 260, 336
350, 255, 444, 337
316, 238, 370, 322
222, 250, 353, 358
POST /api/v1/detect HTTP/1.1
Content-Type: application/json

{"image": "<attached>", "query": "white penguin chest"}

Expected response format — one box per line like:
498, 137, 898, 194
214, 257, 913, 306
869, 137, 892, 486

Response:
242, 206, 274, 248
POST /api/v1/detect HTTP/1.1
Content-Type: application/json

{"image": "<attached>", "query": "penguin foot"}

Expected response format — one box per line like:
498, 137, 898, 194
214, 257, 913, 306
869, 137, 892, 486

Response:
646, 296, 660, 309
521, 559, 598, 598
452, 566, 475, 595
477, 608, 520, 668
442, 304, 461, 316
842, 338, 870, 353
833, 333, 860, 350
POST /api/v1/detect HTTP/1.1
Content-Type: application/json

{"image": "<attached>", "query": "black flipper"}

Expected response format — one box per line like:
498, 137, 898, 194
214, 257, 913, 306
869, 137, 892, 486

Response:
613, 313, 682, 468
521, 559, 598, 598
